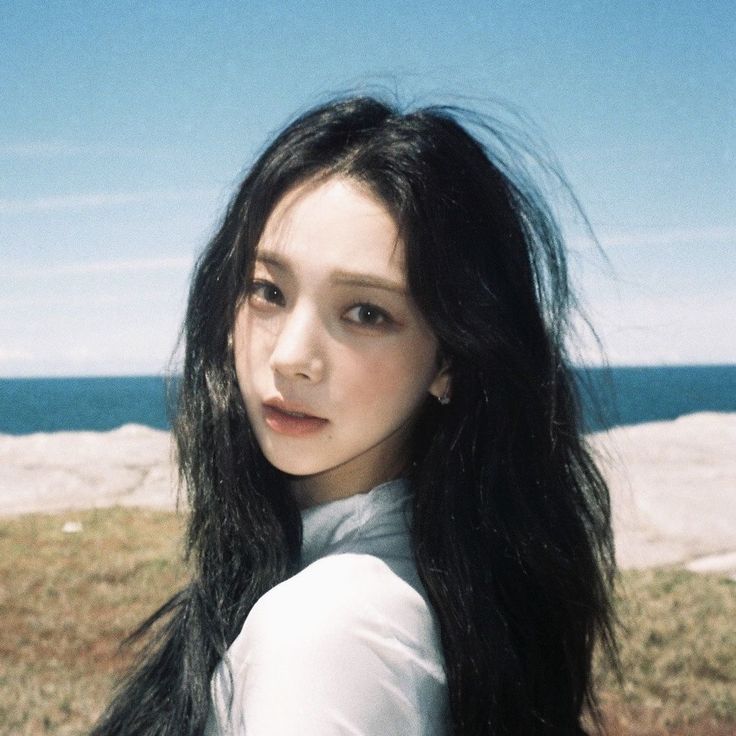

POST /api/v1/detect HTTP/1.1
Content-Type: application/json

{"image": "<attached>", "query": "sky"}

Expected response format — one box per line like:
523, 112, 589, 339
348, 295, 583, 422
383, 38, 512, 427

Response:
1, 1, 734, 376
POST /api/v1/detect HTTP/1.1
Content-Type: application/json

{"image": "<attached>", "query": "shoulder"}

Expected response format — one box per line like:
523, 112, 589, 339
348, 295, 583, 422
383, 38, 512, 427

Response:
244, 553, 439, 660
210, 553, 448, 734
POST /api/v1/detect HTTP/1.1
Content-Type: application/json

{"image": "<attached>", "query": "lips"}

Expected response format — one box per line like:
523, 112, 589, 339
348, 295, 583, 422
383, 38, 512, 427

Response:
262, 400, 328, 437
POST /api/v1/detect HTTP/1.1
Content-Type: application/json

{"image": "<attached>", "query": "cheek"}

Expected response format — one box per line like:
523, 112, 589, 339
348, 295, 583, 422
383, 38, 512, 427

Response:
233, 348, 250, 396
232, 330, 250, 389
233, 316, 272, 389
338, 343, 436, 415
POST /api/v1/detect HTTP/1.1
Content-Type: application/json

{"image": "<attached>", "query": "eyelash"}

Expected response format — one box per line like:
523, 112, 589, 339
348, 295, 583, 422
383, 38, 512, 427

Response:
343, 303, 392, 328
246, 279, 394, 329
248, 279, 285, 307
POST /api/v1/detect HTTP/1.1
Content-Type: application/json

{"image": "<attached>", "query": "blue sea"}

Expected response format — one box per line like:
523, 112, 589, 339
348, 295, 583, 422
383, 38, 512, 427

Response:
0, 366, 735, 435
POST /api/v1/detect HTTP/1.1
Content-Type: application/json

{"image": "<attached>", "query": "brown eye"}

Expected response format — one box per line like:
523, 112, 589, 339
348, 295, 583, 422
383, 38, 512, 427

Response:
248, 280, 285, 307
344, 303, 391, 327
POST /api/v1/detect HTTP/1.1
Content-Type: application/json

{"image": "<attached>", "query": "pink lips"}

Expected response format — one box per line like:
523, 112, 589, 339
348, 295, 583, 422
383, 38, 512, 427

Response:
262, 401, 328, 437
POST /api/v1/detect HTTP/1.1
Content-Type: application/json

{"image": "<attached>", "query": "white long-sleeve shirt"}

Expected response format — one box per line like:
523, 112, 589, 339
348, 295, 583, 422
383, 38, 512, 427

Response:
205, 479, 450, 735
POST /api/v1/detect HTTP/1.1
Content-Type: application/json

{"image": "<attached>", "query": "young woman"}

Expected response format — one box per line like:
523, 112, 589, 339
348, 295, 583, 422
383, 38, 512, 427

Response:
92, 96, 617, 735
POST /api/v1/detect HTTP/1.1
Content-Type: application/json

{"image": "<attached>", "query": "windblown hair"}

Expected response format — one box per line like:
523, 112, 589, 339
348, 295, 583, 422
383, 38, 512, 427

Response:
92, 96, 617, 735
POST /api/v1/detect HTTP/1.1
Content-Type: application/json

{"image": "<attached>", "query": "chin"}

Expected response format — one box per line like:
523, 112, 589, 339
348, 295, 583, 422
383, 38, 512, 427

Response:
261, 449, 326, 478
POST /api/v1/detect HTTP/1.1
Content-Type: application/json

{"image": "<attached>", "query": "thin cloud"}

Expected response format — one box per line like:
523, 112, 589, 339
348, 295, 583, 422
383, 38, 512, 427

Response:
0, 141, 88, 157
0, 188, 219, 215
8, 257, 194, 277
0, 141, 168, 158
0, 348, 34, 363
52, 257, 195, 275
598, 226, 736, 248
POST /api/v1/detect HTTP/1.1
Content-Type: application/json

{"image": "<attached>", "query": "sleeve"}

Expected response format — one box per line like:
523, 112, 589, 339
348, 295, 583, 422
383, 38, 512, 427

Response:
209, 554, 447, 736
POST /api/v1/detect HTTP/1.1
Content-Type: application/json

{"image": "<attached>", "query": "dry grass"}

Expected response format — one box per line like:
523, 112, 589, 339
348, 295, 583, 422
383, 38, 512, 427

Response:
595, 569, 736, 735
0, 508, 187, 735
0, 508, 734, 735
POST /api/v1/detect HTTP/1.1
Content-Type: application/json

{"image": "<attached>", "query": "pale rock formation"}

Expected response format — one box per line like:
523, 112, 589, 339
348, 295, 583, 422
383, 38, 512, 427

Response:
1, 413, 734, 578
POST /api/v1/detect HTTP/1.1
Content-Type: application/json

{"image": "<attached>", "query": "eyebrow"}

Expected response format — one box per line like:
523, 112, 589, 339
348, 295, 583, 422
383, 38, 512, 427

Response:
255, 253, 289, 270
330, 270, 406, 294
255, 253, 407, 294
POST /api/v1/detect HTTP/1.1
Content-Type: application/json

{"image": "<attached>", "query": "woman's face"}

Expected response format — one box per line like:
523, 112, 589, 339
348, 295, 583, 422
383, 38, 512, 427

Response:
233, 176, 449, 507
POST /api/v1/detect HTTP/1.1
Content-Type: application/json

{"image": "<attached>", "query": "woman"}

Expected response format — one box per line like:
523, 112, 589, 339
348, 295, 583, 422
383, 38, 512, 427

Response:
93, 95, 617, 735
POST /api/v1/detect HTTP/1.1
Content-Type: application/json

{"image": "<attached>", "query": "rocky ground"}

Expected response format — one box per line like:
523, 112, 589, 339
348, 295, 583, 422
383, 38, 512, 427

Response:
1, 412, 734, 579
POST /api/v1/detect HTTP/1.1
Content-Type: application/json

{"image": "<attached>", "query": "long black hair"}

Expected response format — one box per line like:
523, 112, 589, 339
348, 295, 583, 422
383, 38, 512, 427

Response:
92, 95, 617, 735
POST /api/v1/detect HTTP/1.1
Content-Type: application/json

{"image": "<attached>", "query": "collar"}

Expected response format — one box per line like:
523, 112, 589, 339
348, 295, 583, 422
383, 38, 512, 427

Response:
300, 478, 411, 568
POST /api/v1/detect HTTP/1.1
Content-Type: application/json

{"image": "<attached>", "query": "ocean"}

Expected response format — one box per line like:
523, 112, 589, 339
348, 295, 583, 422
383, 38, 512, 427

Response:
0, 366, 735, 435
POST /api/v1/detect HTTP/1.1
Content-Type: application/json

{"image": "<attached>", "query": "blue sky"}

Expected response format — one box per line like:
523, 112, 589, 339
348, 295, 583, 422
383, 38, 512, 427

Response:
2, 1, 734, 375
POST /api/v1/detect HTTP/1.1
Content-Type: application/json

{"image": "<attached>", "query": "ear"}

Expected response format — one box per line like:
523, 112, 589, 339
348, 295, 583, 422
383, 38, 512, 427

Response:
428, 360, 451, 403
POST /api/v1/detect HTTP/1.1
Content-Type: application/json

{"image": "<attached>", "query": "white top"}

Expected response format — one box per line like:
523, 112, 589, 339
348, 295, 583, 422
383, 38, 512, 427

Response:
205, 479, 450, 735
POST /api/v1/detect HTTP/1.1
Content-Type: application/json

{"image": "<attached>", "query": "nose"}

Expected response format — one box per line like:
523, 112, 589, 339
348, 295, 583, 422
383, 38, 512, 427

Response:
269, 301, 325, 382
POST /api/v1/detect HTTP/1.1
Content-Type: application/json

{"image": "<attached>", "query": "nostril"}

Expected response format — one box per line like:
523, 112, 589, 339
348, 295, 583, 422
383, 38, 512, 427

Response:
270, 344, 324, 382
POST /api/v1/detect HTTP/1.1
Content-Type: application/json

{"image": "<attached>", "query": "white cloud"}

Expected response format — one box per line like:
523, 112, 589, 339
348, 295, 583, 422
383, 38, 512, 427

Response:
0, 141, 87, 157
0, 347, 34, 363
576, 291, 736, 366
3, 257, 194, 280
598, 226, 736, 248
0, 188, 219, 215
46, 257, 194, 276
0, 141, 168, 158
566, 225, 736, 252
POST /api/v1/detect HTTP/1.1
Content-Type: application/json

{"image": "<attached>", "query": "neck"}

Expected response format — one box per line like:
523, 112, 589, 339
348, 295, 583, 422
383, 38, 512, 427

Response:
289, 435, 412, 509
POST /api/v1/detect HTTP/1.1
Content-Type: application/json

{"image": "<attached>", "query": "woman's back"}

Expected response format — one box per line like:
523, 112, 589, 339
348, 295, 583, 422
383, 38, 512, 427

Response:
207, 480, 449, 735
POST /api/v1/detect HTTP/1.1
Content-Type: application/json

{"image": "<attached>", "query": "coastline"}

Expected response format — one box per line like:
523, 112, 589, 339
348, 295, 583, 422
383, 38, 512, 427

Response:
1, 412, 735, 579
0, 424, 177, 516
589, 411, 736, 580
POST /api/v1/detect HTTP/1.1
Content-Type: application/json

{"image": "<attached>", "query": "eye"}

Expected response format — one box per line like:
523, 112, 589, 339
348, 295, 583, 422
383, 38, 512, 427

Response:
343, 303, 392, 328
247, 279, 285, 307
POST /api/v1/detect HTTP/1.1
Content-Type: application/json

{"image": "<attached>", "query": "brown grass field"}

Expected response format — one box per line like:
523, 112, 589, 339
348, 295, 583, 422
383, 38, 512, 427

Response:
1, 507, 734, 735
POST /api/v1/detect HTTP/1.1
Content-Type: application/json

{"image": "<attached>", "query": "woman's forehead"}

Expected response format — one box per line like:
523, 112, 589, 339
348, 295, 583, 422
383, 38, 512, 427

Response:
256, 176, 406, 281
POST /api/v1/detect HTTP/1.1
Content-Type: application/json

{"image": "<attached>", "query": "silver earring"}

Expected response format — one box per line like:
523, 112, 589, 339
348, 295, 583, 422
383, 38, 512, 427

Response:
437, 389, 451, 406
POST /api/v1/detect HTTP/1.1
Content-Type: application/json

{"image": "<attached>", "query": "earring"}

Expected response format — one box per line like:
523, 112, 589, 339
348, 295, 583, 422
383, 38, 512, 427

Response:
437, 388, 451, 405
